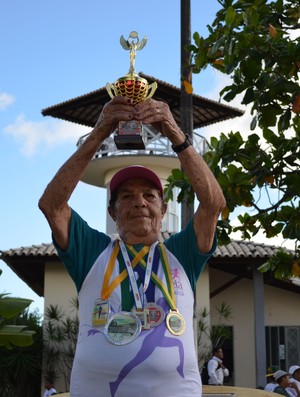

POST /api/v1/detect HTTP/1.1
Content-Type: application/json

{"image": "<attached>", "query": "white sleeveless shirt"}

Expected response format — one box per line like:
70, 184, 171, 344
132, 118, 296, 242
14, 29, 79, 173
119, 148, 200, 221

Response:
70, 241, 202, 397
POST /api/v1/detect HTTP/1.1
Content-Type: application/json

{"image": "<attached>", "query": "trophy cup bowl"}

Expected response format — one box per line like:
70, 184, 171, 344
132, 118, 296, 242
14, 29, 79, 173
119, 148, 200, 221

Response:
113, 75, 152, 105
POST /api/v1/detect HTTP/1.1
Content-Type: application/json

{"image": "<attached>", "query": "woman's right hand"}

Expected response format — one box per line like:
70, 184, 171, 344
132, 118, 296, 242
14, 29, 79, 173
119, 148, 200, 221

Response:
94, 96, 135, 137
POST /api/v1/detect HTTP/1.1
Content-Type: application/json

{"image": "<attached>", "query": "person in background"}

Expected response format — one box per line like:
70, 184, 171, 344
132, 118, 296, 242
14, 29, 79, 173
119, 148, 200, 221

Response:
207, 346, 229, 385
43, 379, 57, 397
287, 366, 300, 397
273, 370, 300, 397
38, 96, 226, 397
265, 365, 279, 392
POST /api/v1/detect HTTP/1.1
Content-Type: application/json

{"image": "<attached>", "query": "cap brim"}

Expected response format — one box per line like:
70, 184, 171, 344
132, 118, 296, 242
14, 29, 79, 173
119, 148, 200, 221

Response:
109, 165, 163, 198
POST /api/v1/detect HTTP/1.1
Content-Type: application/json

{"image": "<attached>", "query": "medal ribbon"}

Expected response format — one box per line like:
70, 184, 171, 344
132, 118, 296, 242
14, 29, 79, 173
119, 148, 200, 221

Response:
142, 242, 158, 293
119, 240, 158, 309
101, 241, 149, 300
126, 243, 176, 311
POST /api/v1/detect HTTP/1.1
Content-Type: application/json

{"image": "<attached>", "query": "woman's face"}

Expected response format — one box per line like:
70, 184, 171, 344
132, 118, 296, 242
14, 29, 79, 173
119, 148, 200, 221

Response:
109, 178, 167, 245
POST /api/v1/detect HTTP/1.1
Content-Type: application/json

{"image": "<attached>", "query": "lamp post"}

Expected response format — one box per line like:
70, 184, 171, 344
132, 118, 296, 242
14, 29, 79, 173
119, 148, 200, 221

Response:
180, 0, 194, 228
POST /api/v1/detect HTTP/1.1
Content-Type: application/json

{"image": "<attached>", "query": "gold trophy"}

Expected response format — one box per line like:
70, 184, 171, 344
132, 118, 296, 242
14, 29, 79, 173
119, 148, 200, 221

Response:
106, 31, 157, 150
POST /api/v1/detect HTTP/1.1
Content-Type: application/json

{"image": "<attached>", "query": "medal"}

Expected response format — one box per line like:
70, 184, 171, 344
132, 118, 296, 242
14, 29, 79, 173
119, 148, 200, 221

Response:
132, 308, 150, 329
146, 302, 165, 327
104, 311, 141, 345
127, 243, 186, 336
92, 299, 110, 326
166, 309, 186, 336
103, 241, 186, 338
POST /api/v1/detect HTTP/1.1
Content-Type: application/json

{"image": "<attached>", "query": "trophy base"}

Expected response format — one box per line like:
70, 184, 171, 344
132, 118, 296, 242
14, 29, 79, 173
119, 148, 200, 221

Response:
114, 135, 145, 150
114, 120, 145, 150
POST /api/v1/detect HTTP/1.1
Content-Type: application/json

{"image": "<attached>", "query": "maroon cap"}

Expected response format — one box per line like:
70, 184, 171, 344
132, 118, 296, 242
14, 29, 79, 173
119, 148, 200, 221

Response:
109, 165, 163, 198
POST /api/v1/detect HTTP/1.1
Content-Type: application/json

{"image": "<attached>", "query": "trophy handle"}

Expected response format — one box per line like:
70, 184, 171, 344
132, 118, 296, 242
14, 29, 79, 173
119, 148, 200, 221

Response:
106, 82, 116, 99
145, 82, 158, 100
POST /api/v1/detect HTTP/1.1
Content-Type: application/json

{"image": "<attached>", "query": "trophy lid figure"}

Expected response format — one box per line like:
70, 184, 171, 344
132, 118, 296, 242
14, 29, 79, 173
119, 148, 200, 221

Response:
120, 31, 147, 76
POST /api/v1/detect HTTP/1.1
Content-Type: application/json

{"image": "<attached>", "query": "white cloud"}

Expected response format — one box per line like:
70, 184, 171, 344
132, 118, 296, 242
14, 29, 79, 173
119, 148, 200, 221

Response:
0, 92, 15, 110
4, 114, 90, 156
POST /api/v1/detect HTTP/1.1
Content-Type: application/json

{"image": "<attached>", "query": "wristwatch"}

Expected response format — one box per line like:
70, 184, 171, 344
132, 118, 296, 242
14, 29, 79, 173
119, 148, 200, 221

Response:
172, 134, 193, 153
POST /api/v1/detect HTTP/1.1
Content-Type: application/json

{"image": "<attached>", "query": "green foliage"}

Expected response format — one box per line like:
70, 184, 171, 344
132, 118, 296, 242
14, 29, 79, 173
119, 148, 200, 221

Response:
190, 0, 300, 128
258, 248, 299, 279
197, 302, 233, 367
0, 293, 36, 348
164, 169, 194, 205
0, 307, 43, 397
165, 0, 300, 279
0, 269, 42, 396
43, 299, 79, 392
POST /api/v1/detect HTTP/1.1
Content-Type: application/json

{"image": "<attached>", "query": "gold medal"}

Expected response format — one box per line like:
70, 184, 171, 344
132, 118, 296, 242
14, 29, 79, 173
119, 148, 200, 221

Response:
166, 309, 186, 336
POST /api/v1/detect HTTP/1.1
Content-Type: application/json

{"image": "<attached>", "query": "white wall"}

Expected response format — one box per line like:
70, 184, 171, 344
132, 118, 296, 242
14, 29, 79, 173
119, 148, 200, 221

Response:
208, 268, 300, 388
44, 262, 76, 311
195, 266, 211, 364
264, 284, 300, 325
43, 262, 77, 394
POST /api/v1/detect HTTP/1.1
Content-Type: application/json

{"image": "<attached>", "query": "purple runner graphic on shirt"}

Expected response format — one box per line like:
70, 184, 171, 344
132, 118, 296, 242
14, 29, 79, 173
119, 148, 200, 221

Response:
109, 297, 185, 397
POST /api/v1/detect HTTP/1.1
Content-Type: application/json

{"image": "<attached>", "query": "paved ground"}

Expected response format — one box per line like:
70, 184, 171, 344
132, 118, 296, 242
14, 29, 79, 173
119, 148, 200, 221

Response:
55, 385, 277, 396
203, 385, 278, 396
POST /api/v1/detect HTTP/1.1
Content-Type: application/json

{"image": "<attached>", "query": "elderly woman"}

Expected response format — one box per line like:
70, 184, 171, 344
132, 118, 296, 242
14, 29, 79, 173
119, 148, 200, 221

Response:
39, 96, 225, 397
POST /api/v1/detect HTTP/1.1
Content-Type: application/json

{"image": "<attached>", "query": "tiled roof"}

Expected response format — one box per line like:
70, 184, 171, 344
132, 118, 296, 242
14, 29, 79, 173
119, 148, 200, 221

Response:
0, 243, 57, 257
0, 239, 296, 297
214, 240, 282, 258
41, 72, 244, 129
0, 239, 285, 259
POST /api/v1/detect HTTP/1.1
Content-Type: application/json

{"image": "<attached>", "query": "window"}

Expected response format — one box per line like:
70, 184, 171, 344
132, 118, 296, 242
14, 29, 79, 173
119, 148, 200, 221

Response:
265, 326, 300, 370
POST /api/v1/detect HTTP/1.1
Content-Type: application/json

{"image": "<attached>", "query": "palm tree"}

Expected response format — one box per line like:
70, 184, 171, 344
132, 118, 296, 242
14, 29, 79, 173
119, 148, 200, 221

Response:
43, 298, 79, 392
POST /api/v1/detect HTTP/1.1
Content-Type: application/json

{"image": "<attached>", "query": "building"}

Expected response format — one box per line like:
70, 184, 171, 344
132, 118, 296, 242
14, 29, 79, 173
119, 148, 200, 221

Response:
1, 240, 299, 391
1, 75, 299, 391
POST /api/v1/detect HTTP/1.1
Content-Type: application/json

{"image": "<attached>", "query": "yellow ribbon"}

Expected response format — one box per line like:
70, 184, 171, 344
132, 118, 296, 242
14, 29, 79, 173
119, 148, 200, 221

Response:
101, 241, 149, 300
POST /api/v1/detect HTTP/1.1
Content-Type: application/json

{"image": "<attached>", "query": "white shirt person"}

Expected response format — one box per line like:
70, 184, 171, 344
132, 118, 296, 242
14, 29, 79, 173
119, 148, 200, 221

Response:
208, 347, 229, 385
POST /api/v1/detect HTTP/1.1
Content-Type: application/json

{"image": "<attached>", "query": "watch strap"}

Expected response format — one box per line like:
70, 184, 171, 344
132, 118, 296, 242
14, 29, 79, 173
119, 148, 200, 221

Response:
172, 134, 192, 153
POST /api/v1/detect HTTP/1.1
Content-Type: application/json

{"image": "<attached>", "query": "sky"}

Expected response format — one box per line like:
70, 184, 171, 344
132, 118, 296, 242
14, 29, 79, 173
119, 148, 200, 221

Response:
0, 0, 296, 315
